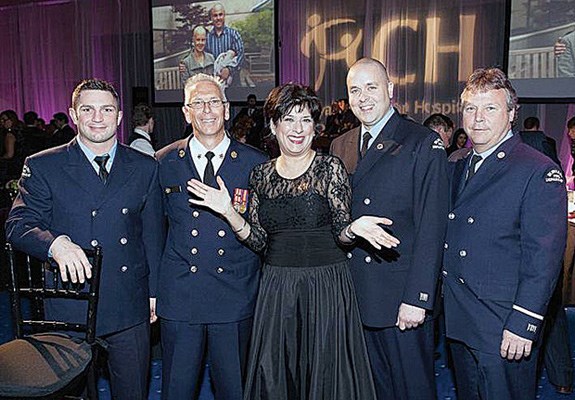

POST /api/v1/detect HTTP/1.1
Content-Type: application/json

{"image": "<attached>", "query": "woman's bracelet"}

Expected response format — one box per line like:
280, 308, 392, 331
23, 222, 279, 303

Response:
233, 219, 247, 234
344, 224, 356, 240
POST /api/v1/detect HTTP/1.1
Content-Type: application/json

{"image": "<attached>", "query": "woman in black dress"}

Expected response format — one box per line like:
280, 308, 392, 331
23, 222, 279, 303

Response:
188, 83, 399, 400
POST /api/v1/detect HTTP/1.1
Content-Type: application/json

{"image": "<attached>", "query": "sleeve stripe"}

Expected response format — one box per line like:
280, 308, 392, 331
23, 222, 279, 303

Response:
512, 304, 544, 321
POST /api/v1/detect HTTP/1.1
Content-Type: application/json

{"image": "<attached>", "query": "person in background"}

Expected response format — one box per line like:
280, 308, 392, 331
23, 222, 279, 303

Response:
0, 110, 20, 160
555, 30, 575, 78
519, 116, 560, 166
6, 78, 164, 399
206, 3, 244, 86
447, 128, 469, 157
331, 57, 449, 400
179, 25, 215, 86
443, 67, 567, 400
128, 103, 155, 157
50, 112, 76, 147
424, 113, 454, 148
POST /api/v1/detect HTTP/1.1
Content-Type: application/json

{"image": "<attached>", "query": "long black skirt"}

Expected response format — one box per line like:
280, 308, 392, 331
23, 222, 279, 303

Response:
243, 261, 376, 400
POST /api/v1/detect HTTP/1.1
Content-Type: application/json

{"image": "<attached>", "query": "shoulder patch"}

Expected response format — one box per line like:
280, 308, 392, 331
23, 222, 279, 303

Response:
432, 137, 445, 150
21, 164, 31, 179
545, 168, 564, 184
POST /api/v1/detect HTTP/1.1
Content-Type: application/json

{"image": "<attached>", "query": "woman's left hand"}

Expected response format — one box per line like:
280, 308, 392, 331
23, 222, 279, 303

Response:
187, 176, 233, 217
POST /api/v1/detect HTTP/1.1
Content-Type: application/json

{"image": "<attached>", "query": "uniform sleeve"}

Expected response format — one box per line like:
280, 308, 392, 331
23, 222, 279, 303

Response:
326, 156, 352, 241
142, 163, 166, 297
5, 157, 59, 260
402, 133, 449, 310
242, 166, 268, 253
504, 165, 567, 341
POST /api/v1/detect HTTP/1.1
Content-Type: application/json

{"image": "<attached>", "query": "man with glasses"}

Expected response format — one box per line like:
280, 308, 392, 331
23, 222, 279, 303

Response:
155, 74, 267, 399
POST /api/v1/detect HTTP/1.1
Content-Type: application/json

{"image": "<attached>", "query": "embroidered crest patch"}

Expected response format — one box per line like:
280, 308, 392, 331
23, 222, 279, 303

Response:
21, 165, 31, 179
545, 169, 564, 184
432, 137, 445, 150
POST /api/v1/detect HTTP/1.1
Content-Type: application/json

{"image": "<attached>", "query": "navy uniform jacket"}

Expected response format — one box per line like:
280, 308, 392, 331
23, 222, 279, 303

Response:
330, 112, 449, 328
443, 134, 567, 354
156, 136, 267, 324
5, 139, 164, 336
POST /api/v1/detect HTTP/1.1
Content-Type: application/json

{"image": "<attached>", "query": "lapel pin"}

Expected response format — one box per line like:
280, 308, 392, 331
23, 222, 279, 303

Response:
178, 149, 186, 158
376, 143, 384, 150
231, 151, 238, 159
497, 151, 505, 159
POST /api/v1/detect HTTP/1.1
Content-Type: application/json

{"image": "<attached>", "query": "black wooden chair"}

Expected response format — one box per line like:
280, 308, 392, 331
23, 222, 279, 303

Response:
0, 244, 103, 399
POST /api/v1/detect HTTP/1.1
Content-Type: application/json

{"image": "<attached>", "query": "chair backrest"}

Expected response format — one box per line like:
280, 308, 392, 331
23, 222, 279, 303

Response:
5, 244, 103, 344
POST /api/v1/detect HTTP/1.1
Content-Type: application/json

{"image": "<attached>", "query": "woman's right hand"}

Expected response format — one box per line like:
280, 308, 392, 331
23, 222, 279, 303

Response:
187, 176, 234, 217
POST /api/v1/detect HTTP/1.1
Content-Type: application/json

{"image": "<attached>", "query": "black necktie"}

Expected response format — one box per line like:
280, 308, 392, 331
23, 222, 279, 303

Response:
361, 131, 372, 158
203, 151, 216, 187
467, 154, 482, 181
94, 154, 110, 183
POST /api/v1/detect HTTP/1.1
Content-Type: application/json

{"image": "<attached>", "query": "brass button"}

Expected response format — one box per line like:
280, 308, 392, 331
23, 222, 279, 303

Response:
448, 212, 455, 220
121, 266, 128, 273
122, 208, 129, 215
190, 266, 198, 273
459, 250, 467, 257
91, 210, 97, 217
192, 210, 200, 218
363, 198, 371, 205
365, 256, 372, 263
191, 247, 198, 255
217, 249, 225, 256
191, 229, 198, 237
120, 237, 128, 245
91, 239, 98, 247
467, 217, 474, 224
216, 267, 224, 274
218, 230, 226, 237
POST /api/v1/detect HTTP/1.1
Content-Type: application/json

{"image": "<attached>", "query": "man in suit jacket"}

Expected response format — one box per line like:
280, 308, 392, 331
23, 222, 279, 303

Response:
51, 112, 76, 147
156, 74, 266, 400
6, 79, 164, 399
519, 116, 560, 166
330, 57, 449, 400
443, 68, 567, 399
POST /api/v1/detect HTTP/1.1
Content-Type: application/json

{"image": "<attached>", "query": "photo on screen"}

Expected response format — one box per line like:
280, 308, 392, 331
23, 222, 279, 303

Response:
152, 0, 276, 104
506, 0, 575, 100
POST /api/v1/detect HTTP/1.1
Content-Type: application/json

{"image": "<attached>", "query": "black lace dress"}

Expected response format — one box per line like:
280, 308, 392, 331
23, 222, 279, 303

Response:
242, 154, 376, 400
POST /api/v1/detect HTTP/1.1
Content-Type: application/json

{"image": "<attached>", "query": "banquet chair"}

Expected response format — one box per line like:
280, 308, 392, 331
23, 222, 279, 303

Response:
0, 243, 103, 400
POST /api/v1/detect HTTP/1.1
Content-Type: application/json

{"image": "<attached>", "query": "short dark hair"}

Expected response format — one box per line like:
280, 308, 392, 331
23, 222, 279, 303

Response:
53, 112, 69, 124
568, 117, 575, 130
23, 111, 38, 125
71, 79, 120, 110
423, 113, 450, 132
523, 116, 540, 130
132, 104, 154, 127
247, 94, 256, 102
264, 83, 322, 126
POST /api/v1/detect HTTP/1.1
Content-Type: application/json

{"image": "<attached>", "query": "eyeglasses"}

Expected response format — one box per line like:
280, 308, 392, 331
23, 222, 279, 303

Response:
186, 99, 227, 109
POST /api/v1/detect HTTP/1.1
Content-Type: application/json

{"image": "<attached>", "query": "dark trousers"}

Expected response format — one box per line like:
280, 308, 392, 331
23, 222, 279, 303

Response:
542, 282, 573, 387
363, 319, 436, 400
102, 320, 151, 400
449, 339, 539, 400
160, 318, 252, 400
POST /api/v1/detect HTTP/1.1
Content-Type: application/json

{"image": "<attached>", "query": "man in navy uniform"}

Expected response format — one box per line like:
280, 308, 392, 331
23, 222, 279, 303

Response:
330, 57, 449, 400
156, 74, 266, 400
443, 68, 567, 399
6, 79, 164, 399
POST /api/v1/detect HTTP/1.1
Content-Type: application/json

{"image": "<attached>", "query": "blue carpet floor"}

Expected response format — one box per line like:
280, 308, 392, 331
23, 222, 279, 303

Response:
1, 290, 573, 399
